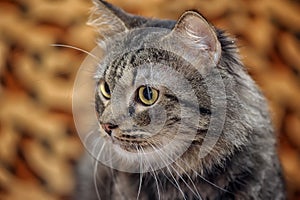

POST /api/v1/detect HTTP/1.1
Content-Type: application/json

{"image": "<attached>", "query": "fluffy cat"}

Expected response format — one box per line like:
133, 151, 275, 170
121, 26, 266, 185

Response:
73, 0, 285, 199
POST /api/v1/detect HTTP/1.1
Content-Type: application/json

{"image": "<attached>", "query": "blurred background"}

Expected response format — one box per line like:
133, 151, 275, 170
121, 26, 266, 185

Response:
0, 0, 299, 199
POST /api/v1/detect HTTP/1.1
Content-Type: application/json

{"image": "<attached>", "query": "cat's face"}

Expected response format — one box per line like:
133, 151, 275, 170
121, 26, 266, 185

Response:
93, 13, 223, 172
75, 0, 239, 173
94, 42, 205, 172
96, 49, 199, 151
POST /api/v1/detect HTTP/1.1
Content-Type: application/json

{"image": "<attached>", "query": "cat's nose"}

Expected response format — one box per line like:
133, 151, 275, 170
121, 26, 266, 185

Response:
101, 123, 118, 136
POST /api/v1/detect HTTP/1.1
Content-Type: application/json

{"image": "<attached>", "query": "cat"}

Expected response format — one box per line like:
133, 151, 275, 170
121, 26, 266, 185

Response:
73, 0, 285, 199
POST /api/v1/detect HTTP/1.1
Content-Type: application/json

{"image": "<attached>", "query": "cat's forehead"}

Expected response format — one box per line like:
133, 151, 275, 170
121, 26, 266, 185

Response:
95, 45, 194, 90
94, 25, 214, 83
94, 28, 169, 78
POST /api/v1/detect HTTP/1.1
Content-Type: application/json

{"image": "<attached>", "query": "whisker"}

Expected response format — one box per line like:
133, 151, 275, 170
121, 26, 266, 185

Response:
147, 145, 184, 198
135, 145, 143, 200
166, 164, 187, 200
93, 141, 107, 200
50, 44, 100, 61
149, 137, 230, 195
147, 143, 187, 200
93, 160, 102, 200
176, 149, 231, 194
108, 143, 123, 198
149, 143, 202, 199
187, 164, 229, 193
84, 127, 101, 149
140, 147, 161, 200
159, 150, 202, 199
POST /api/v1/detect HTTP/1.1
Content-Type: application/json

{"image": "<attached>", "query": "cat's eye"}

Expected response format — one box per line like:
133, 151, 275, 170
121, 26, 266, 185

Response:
137, 86, 159, 106
99, 81, 111, 99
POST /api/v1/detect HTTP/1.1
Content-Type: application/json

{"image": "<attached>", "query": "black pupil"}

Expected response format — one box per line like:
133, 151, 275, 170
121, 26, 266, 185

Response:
143, 86, 152, 100
104, 82, 110, 95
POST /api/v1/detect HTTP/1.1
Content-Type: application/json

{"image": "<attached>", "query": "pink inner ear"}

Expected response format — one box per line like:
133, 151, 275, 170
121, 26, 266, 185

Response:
173, 11, 221, 64
179, 13, 216, 51
184, 22, 211, 51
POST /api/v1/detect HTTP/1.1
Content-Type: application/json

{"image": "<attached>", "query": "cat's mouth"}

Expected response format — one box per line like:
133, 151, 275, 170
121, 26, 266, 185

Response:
108, 130, 153, 152
114, 134, 148, 142
99, 125, 164, 152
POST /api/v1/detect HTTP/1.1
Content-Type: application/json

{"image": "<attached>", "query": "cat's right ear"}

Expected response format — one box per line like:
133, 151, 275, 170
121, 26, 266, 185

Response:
169, 11, 222, 66
88, 0, 129, 38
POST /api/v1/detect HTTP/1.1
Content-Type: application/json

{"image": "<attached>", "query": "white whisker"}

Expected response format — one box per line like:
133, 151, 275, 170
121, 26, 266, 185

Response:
187, 164, 229, 193
50, 43, 99, 61
83, 127, 99, 146
150, 138, 230, 195
108, 144, 123, 198
93, 161, 102, 200
176, 149, 230, 194
150, 143, 202, 199
140, 147, 161, 200
135, 145, 143, 200
166, 165, 187, 200
147, 143, 187, 200
93, 141, 107, 200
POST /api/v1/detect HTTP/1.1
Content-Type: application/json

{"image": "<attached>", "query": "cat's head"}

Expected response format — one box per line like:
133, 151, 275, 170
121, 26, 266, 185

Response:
75, 0, 259, 173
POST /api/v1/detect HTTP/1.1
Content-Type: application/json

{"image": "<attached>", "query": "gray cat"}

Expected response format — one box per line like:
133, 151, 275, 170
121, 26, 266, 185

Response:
74, 0, 285, 199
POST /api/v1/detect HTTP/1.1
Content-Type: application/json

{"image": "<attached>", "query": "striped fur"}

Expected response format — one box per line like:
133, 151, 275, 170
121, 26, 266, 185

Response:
74, 1, 285, 199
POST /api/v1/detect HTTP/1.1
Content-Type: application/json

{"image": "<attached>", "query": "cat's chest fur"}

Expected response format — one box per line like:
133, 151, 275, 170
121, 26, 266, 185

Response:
108, 172, 219, 200
77, 141, 284, 200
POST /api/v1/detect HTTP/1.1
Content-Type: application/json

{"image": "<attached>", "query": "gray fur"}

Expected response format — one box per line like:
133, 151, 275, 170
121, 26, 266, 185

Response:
74, 0, 285, 199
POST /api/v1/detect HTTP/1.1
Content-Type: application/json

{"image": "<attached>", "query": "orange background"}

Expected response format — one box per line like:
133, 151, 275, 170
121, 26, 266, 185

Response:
0, 0, 300, 199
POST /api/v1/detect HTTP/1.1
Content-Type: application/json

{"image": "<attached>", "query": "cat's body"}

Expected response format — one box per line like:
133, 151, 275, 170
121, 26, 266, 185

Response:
74, 1, 285, 199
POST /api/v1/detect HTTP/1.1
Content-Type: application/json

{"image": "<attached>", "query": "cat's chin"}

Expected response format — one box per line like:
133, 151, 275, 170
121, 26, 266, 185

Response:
108, 138, 180, 173
97, 130, 195, 172
110, 135, 151, 153
105, 129, 155, 152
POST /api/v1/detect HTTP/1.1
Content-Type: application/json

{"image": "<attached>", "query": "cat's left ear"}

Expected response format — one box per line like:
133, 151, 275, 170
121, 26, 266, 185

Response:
88, 0, 129, 38
170, 11, 221, 65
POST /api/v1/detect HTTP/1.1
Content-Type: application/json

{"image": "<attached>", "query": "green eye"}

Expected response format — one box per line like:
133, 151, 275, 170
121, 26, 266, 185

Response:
99, 81, 111, 99
137, 86, 159, 106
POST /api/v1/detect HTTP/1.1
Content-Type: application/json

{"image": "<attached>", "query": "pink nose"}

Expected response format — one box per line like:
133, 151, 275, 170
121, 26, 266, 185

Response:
101, 123, 118, 136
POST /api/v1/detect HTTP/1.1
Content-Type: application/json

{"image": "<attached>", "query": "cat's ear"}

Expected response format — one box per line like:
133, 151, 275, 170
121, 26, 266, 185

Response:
88, 0, 134, 38
171, 11, 221, 65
